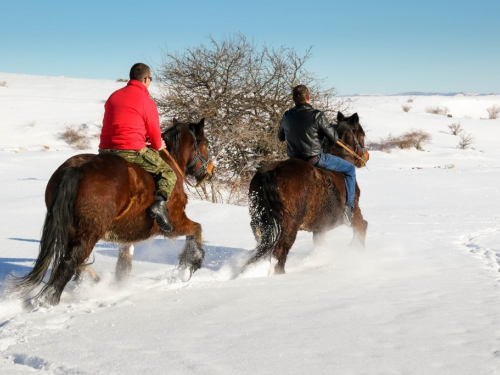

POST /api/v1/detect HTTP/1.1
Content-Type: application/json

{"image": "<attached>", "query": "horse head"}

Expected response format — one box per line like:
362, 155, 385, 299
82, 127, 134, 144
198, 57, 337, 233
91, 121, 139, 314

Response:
162, 118, 214, 185
333, 112, 369, 168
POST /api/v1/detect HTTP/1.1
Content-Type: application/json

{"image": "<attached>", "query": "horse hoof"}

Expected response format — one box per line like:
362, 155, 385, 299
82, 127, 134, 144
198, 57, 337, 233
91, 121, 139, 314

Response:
171, 265, 193, 282
34, 289, 60, 308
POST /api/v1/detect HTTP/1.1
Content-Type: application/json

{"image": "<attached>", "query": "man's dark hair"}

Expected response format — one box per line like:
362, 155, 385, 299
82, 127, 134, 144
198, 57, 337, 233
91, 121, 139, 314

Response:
129, 63, 151, 81
292, 85, 309, 106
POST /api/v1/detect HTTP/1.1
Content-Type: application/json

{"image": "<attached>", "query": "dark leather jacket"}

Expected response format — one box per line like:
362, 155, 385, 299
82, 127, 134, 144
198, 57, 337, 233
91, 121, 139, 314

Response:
278, 103, 338, 159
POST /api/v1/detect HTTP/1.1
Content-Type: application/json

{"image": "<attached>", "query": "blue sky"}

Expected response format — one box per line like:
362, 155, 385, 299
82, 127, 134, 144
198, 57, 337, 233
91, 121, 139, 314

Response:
1, 0, 499, 95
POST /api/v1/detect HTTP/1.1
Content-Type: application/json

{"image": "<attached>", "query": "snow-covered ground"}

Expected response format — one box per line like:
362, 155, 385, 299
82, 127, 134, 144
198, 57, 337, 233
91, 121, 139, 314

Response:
1, 72, 499, 374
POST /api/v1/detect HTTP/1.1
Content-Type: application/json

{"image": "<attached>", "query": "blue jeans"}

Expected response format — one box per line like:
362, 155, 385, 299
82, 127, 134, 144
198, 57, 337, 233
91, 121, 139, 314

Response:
311, 153, 356, 208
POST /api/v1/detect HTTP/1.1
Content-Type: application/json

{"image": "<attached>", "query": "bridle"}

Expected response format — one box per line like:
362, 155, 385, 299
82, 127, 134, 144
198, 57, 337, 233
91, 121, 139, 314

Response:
349, 129, 367, 158
161, 129, 212, 188
336, 127, 369, 168
186, 129, 211, 177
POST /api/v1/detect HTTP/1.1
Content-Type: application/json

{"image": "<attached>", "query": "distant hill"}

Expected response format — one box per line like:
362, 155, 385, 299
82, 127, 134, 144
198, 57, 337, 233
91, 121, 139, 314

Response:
344, 92, 497, 97
393, 92, 495, 97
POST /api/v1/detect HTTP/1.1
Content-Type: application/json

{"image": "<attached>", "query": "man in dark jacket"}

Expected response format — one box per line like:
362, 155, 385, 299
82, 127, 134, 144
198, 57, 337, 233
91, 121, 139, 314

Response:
278, 85, 356, 225
99, 63, 176, 232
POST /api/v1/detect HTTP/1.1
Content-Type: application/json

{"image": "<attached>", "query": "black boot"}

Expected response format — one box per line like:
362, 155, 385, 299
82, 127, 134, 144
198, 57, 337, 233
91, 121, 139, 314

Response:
147, 199, 173, 232
343, 205, 354, 226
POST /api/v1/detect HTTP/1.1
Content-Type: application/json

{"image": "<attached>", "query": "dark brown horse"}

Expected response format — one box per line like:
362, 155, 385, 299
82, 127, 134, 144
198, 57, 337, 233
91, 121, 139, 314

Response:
243, 112, 369, 274
14, 119, 213, 306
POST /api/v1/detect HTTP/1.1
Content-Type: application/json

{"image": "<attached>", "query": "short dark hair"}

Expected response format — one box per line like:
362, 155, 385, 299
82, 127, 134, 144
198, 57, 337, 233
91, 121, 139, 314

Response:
129, 63, 151, 81
292, 85, 309, 106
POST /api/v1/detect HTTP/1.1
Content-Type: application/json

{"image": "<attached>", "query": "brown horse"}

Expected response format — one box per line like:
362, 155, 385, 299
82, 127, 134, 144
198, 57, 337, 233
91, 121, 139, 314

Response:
14, 119, 214, 306
243, 112, 369, 274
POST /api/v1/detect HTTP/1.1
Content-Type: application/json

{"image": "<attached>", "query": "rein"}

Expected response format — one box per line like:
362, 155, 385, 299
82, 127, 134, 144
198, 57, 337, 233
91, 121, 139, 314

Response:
336, 138, 369, 168
161, 130, 211, 188
161, 148, 197, 187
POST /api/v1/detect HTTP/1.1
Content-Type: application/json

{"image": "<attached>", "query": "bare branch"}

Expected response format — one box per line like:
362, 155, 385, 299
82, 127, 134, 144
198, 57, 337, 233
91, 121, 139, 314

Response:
155, 34, 344, 203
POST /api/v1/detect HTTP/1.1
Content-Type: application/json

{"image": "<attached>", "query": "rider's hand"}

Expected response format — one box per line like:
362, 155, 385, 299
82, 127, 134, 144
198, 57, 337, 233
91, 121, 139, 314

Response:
159, 139, 166, 150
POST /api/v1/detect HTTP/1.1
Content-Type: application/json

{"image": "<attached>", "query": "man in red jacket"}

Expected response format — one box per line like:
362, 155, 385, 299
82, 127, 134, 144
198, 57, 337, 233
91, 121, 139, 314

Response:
99, 63, 176, 232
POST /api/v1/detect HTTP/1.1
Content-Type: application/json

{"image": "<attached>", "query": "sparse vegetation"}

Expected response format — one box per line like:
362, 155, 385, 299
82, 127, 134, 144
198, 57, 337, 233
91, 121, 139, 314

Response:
368, 129, 432, 152
0, 81, 7, 87
391, 129, 432, 151
156, 33, 350, 203
401, 105, 411, 112
116, 78, 128, 82
425, 106, 449, 116
486, 105, 500, 119
448, 122, 462, 135
59, 125, 91, 150
407, 97, 414, 103
457, 132, 474, 149
366, 138, 394, 153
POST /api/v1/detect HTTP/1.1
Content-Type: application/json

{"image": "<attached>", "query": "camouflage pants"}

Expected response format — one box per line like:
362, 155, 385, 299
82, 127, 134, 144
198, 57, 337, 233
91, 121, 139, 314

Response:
99, 148, 177, 200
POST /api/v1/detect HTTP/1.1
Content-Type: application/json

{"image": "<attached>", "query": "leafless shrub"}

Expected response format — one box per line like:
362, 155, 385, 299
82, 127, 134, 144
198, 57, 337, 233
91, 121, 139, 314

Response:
116, 78, 128, 82
219, 174, 253, 206
370, 129, 432, 152
448, 122, 462, 135
393, 129, 432, 150
366, 138, 394, 153
425, 106, 449, 116
401, 105, 411, 112
486, 105, 500, 119
407, 97, 414, 103
156, 33, 350, 203
59, 125, 91, 150
0, 81, 7, 87
457, 132, 474, 149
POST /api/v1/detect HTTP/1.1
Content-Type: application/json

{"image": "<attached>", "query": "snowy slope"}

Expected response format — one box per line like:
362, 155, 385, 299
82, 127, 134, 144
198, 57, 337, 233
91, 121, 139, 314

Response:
1, 73, 500, 374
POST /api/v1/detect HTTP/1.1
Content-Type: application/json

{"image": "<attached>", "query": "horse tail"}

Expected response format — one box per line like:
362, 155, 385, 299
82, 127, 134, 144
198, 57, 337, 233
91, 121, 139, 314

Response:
245, 168, 284, 267
13, 167, 83, 298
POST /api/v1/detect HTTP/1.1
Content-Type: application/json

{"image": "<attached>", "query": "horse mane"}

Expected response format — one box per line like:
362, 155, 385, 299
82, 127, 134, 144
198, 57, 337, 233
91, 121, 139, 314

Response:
336, 118, 365, 136
162, 122, 195, 159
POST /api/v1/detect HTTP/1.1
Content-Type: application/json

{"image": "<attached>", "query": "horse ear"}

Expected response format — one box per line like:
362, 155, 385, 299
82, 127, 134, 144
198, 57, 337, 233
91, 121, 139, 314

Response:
351, 113, 359, 124
194, 118, 205, 137
337, 112, 345, 122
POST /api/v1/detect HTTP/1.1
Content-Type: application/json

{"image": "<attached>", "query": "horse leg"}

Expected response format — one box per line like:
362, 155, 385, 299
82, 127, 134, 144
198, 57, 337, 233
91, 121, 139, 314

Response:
39, 243, 94, 306
273, 226, 298, 275
74, 265, 101, 284
115, 244, 134, 284
175, 235, 204, 282
351, 206, 368, 248
313, 231, 326, 248
171, 215, 204, 282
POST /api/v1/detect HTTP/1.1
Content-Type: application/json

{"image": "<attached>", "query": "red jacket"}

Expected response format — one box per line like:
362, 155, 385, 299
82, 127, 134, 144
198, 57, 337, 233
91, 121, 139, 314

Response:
99, 80, 162, 150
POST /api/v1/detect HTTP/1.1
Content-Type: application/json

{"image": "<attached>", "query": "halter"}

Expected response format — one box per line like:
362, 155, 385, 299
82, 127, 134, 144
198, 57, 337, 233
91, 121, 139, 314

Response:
336, 127, 369, 168
161, 128, 212, 188
186, 129, 211, 177
349, 129, 367, 156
